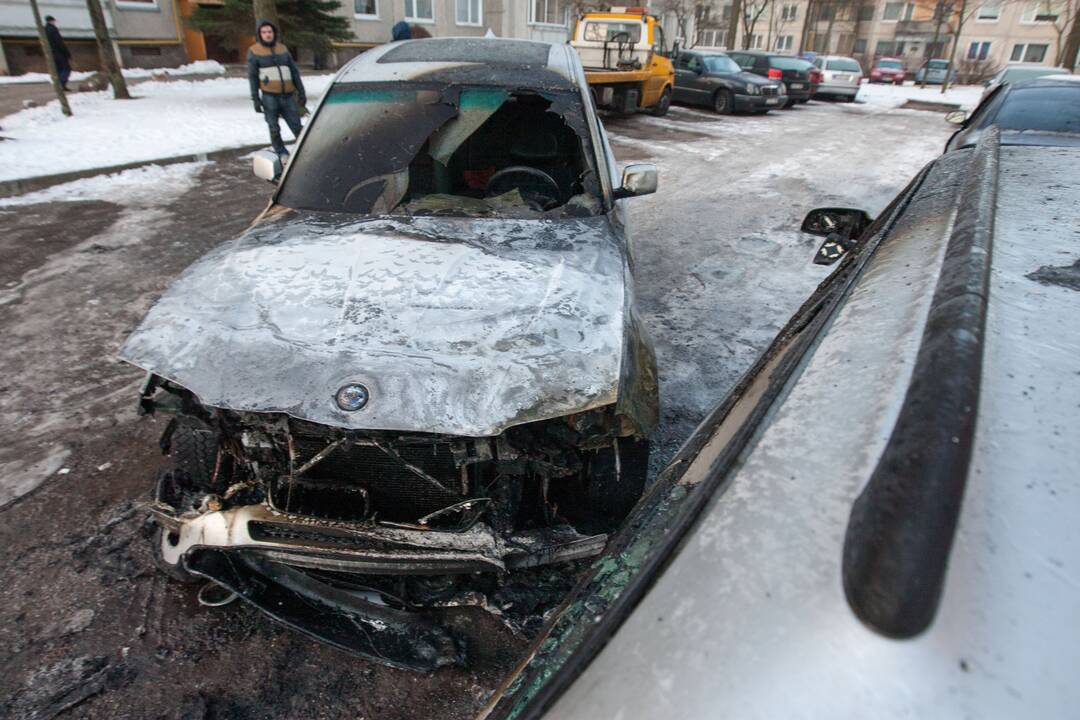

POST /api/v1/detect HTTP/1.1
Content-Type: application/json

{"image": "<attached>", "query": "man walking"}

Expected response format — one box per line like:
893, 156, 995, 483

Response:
44, 16, 72, 91
247, 20, 307, 158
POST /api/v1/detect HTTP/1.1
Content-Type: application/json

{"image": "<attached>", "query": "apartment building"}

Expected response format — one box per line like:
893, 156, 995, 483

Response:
0, 0, 187, 74
688, 0, 1070, 73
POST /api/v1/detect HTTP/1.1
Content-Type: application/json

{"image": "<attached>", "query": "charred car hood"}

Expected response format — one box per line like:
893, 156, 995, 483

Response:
121, 211, 629, 436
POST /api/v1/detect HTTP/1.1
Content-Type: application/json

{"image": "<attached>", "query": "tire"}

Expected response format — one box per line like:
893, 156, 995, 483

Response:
712, 89, 734, 115
650, 86, 672, 117
167, 422, 220, 490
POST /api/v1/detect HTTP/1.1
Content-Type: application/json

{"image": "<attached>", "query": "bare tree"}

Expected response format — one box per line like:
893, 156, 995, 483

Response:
657, 0, 697, 45
29, 0, 71, 116
1047, 0, 1080, 65
729, 0, 744, 49
741, 0, 770, 47
1064, 0, 1080, 69
253, 0, 279, 26
920, 0, 952, 88
86, 0, 131, 99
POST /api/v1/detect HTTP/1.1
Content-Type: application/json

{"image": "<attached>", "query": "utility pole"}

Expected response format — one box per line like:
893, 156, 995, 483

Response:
253, 0, 280, 27
29, 0, 71, 116
86, 0, 131, 99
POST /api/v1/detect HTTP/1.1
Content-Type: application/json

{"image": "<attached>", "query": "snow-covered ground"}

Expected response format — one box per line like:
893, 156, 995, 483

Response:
0, 74, 332, 182
0, 60, 227, 85
856, 81, 985, 111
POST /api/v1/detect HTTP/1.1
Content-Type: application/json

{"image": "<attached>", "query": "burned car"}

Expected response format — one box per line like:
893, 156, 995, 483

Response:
120, 38, 660, 670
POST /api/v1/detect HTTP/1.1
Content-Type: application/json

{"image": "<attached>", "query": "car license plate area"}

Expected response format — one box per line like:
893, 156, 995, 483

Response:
790, 83, 804, 89
765, 98, 779, 105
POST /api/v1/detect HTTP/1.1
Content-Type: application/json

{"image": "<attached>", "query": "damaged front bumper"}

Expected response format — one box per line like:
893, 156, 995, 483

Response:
152, 503, 607, 576
150, 502, 606, 671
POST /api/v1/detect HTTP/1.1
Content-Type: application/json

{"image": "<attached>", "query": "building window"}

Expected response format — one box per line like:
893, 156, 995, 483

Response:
781, 3, 798, 20
456, 0, 481, 25
882, 2, 914, 21
1021, 1, 1060, 22
859, 4, 875, 21
696, 28, 727, 47
529, 0, 567, 26
967, 40, 991, 59
853, 38, 867, 53
404, 0, 434, 22
751, 33, 764, 49
776, 35, 793, 50
1010, 42, 1048, 61
976, 1, 1000, 20
354, 0, 378, 18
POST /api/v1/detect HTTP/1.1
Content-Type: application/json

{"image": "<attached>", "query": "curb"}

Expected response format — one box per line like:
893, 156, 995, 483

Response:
0, 143, 267, 200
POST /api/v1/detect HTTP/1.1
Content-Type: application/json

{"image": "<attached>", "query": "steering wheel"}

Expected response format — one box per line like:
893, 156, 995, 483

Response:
484, 166, 561, 211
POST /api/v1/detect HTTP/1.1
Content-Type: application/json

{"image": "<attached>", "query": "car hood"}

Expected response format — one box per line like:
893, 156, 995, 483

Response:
737, 71, 776, 86
120, 210, 629, 436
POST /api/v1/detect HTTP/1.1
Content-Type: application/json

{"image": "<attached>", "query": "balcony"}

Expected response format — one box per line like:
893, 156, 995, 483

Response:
894, 20, 939, 36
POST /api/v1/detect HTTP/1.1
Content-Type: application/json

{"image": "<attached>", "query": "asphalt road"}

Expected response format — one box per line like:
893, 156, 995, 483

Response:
0, 98, 954, 719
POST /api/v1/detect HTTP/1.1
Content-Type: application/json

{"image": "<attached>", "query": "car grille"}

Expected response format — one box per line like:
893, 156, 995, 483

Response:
762, 85, 779, 97
273, 435, 467, 523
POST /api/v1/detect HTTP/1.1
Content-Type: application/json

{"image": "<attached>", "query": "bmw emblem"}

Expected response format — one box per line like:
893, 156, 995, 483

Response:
335, 383, 370, 411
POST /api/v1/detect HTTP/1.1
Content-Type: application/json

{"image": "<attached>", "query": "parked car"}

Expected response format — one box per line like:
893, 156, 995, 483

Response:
915, 58, 958, 84
981, 63, 1071, 98
726, 50, 814, 106
869, 56, 906, 84
481, 127, 1080, 720
121, 37, 661, 671
945, 75, 1080, 151
673, 50, 786, 114
811, 54, 864, 100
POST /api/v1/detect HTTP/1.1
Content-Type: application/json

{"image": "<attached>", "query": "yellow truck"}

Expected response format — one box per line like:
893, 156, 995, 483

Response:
571, 7, 675, 116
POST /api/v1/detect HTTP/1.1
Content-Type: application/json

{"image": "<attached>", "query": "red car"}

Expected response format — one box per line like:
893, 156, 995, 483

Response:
869, 57, 906, 84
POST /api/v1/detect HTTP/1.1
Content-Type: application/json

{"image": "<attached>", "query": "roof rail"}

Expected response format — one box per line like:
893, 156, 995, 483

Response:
842, 126, 1000, 639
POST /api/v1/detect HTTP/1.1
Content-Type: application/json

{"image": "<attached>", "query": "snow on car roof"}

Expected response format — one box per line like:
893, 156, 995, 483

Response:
335, 38, 578, 88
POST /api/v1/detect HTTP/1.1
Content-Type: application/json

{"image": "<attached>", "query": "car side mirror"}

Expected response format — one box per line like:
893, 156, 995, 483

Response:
944, 110, 967, 125
801, 207, 873, 265
614, 163, 658, 200
253, 149, 282, 183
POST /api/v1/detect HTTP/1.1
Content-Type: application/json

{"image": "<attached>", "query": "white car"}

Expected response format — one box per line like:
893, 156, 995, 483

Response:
812, 54, 863, 100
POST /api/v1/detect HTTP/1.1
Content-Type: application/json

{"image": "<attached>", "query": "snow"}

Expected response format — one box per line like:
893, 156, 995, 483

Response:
0, 161, 208, 207
855, 81, 985, 112
0, 60, 228, 85
0, 75, 332, 182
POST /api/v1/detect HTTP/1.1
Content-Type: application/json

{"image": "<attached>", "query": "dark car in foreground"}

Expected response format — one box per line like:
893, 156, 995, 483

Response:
479, 128, 1080, 718
673, 50, 786, 114
945, 75, 1080, 151
121, 37, 661, 671
726, 50, 813, 106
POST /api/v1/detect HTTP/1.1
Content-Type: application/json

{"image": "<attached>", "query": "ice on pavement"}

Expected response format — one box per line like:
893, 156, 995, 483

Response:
0, 74, 333, 182
0, 60, 228, 85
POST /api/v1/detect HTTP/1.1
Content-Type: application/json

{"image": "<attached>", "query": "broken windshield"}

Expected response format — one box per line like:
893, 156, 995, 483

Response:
276, 82, 602, 218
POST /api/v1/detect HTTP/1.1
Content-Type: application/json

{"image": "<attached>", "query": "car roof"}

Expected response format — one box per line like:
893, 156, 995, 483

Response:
335, 37, 579, 90
1008, 75, 1080, 89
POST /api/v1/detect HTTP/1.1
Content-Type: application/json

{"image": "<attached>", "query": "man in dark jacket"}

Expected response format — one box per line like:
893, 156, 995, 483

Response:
247, 20, 306, 158
44, 16, 72, 91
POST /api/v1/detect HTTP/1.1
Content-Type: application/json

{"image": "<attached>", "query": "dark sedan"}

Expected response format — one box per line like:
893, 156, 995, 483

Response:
945, 76, 1080, 152
673, 51, 786, 114
726, 50, 813, 106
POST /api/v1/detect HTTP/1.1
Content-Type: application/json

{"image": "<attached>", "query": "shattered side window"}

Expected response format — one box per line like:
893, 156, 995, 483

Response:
277, 83, 602, 218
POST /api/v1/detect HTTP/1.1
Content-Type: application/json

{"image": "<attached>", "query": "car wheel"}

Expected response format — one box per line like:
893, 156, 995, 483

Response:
650, 86, 672, 117
712, 89, 734, 115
